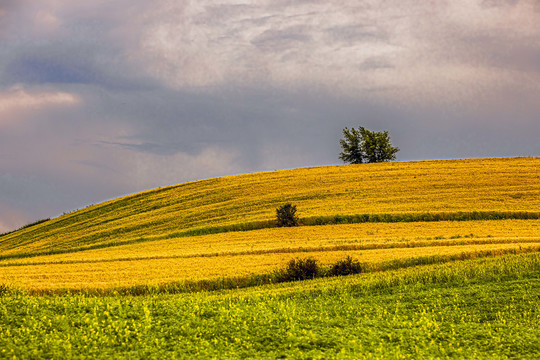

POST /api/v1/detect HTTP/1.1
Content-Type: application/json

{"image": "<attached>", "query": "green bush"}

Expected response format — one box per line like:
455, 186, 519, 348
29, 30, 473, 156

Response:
279, 257, 320, 281
276, 203, 299, 227
327, 256, 363, 276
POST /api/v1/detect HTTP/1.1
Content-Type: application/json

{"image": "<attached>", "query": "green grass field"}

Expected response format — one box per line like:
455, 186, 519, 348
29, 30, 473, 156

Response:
1, 254, 539, 359
0, 157, 539, 358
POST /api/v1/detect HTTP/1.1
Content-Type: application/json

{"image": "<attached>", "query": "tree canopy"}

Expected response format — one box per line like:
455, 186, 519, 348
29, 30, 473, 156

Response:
276, 203, 299, 227
339, 126, 399, 164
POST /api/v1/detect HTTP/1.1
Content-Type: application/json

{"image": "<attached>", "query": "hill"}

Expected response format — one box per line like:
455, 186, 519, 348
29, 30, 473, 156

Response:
0, 157, 538, 291
1, 157, 540, 358
1, 157, 539, 256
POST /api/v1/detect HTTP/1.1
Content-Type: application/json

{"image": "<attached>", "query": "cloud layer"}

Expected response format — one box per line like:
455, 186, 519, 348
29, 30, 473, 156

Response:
0, 0, 539, 231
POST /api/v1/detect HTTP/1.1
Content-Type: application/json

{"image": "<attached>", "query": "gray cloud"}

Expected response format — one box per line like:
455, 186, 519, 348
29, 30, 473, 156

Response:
0, 0, 538, 231
252, 27, 313, 52
481, 0, 519, 8
326, 24, 389, 43
360, 57, 394, 71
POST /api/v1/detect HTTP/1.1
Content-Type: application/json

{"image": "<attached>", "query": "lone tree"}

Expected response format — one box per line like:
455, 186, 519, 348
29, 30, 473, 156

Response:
339, 126, 399, 164
276, 203, 299, 227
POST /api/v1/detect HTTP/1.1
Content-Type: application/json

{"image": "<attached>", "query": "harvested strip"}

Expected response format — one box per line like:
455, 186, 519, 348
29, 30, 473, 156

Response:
3, 237, 540, 267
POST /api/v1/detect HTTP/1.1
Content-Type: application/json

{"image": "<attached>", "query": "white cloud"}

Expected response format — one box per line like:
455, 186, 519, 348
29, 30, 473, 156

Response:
0, 86, 80, 126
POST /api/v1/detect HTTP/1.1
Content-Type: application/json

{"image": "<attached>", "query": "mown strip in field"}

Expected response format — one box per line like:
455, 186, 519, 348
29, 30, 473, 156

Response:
3, 245, 539, 296
169, 210, 540, 239
3, 237, 540, 268
1, 218, 538, 264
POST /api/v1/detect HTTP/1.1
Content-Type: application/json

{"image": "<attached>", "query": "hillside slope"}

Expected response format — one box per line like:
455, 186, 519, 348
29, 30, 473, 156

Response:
1, 157, 538, 259
2, 157, 539, 358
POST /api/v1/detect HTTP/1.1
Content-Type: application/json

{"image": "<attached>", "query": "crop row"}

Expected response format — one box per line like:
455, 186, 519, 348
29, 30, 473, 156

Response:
2, 213, 539, 262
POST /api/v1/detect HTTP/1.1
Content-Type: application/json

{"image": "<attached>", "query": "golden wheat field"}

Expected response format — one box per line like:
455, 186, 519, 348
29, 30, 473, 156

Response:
2, 219, 539, 264
0, 157, 539, 291
2, 242, 539, 291
1, 157, 538, 257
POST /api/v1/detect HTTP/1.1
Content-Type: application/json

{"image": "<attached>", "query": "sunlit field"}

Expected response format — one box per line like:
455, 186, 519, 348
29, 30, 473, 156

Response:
1, 157, 538, 259
1, 219, 540, 291
1, 242, 539, 291
2, 219, 539, 264
1, 254, 540, 358
0, 157, 539, 358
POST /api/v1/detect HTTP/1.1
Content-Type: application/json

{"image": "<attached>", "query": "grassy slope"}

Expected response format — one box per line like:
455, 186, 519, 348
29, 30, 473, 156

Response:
1, 253, 539, 359
1, 157, 539, 358
1, 157, 539, 257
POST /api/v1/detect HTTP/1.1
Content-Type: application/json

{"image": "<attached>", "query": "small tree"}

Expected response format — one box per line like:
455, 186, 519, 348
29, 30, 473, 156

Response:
276, 203, 299, 227
339, 126, 399, 164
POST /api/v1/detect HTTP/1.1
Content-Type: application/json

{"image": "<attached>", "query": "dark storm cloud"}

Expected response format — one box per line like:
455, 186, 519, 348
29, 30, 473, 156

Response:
0, 0, 539, 231
6, 54, 103, 85
4, 52, 156, 91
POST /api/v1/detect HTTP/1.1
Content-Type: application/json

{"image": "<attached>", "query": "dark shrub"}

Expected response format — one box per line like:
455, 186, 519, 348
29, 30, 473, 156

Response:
276, 203, 299, 227
280, 257, 320, 281
328, 256, 363, 276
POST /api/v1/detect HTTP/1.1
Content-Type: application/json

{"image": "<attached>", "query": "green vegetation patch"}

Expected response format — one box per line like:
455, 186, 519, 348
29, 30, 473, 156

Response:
1, 253, 539, 359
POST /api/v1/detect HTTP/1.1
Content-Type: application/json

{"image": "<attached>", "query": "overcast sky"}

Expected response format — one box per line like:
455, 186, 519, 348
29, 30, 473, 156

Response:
1, 0, 539, 232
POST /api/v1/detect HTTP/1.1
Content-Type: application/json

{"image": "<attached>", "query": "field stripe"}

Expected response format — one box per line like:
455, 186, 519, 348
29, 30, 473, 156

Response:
8, 245, 540, 295
1, 212, 539, 260
2, 237, 540, 267
2, 243, 539, 292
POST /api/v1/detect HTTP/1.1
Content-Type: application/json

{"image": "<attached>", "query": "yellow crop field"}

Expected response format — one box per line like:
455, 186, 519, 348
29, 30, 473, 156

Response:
0, 157, 538, 292
1, 218, 539, 291
1, 157, 538, 258
2, 219, 539, 265
2, 242, 539, 291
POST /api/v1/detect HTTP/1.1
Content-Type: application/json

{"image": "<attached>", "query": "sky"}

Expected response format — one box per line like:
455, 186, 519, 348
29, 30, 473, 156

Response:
1, 0, 539, 232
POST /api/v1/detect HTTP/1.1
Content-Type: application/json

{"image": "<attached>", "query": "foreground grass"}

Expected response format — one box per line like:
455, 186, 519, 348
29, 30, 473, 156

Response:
1, 253, 539, 359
